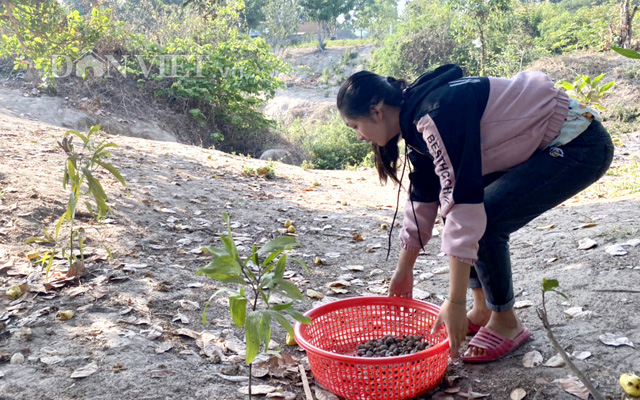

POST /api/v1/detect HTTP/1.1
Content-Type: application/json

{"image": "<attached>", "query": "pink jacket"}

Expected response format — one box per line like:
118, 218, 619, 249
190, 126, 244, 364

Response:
399, 71, 570, 264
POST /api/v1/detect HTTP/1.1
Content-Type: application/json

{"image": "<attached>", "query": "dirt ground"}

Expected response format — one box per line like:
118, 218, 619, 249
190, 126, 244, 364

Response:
0, 93, 639, 399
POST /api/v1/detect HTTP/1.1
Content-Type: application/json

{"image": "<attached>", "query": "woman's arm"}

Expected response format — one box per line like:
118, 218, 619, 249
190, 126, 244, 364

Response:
388, 247, 420, 297
432, 256, 471, 358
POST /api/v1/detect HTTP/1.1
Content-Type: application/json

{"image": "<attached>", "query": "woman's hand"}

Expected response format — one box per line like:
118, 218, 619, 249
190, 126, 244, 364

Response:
388, 248, 420, 298
389, 265, 414, 297
431, 300, 468, 359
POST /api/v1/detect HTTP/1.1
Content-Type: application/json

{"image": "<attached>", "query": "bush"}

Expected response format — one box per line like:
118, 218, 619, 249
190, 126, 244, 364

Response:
533, 1, 616, 54
371, 1, 461, 79
284, 112, 372, 169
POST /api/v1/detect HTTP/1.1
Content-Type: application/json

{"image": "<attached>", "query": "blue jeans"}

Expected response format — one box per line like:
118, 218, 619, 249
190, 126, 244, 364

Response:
469, 121, 614, 312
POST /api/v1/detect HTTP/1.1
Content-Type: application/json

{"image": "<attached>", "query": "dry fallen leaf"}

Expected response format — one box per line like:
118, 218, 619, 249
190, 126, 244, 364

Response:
571, 351, 592, 361
314, 387, 339, 400
266, 391, 296, 400
605, 244, 627, 256
536, 224, 555, 231
577, 238, 597, 250
458, 391, 490, 399
514, 300, 534, 309
145, 325, 163, 340
523, 351, 543, 368
70, 362, 99, 379
599, 333, 634, 347
413, 288, 430, 300
178, 300, 200, 310
216, 373, 249, 383
554, 376, 589, 400
238, 385, 277, 395
155, 342, 173, 354
510, 388, 527, 400
306, 289, 324, 300
444, 387, 461, 394
544, 354, 566, 367
172, 313, 190, 324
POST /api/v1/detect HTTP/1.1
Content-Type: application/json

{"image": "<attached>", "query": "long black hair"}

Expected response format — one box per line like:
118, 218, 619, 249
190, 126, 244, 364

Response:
337, 71, 407, 185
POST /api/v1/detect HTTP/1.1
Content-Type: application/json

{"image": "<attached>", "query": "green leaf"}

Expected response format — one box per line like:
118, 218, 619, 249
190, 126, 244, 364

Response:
611, 46, 640, 59
257, 235, 297, 255
262, 250, 283, 272
274, 278, 303, 300
201, 245, 228, 257
24, 237, 53, 244
220, 236, 238, 259
599, 81, 614, 93
196, 255, 243, 281
229, 295, 248, 328
55, 211, 68, 240
245, 311, 262, 364
592, 73, 605, 86
266, 310, 294, 337
95, 160, 126, 187
542, 278, 559, 292
553, 289, 569, 300
272, 302, 293, 311
259, 312, 272, 350
558, 81, 574, 90
274, 254, 287, 278
290, 257, 310, 273
283, 307, 311, 325
202, 287, 238, 325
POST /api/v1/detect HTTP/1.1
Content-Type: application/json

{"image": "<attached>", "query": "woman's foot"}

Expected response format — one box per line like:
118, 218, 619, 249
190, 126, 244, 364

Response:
463, 309, 524, 358
467, 288, 491, 333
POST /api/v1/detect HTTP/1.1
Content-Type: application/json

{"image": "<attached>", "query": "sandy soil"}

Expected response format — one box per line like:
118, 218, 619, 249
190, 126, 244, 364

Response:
0, 96, 639, 399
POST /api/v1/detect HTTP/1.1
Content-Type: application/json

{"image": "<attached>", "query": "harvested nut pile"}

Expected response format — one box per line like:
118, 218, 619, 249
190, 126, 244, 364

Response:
356, 334, 432, 357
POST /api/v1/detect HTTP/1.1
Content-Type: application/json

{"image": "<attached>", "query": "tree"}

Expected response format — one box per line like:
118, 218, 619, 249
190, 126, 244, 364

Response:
300, 0, 356, 50
352, 0, 397, 40
451, 0, 511, 76
261, 0, 302, 55
619, 0, 638, 48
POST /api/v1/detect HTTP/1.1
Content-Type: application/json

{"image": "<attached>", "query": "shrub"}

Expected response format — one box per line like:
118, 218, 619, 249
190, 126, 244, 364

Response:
284, 112, 372, 170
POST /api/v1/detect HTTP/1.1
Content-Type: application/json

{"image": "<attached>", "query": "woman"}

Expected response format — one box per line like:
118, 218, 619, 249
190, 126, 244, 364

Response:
336, 64, 614, 362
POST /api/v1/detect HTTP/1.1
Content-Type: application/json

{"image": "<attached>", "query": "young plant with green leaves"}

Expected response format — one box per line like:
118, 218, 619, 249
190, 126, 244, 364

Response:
27, 126, 126, 274
537, 279, 604, 400
197, 213, 310, 398
556, 74, 615, 110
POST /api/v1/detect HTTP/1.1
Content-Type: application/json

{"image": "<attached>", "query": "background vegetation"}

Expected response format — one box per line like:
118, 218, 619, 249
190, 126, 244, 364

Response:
0, 0, 638, 169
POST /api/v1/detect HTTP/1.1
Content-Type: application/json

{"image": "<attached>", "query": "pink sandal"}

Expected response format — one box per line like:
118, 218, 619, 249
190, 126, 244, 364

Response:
461, 326, 531, 363
467, 321, 483, 336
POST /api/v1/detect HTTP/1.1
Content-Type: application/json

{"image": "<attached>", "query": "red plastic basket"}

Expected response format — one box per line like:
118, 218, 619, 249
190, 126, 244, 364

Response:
294, 296, 449, 400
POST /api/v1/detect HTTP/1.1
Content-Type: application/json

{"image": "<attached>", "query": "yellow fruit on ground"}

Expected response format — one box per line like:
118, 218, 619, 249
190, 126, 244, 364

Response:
284, 220, 292, 228
286, 332, 297, 346
380, 223, 389, 230
620, 373, 640, 397
6, 286, 22, 299
287, 226, 296, 234
57, 310, 75, 321
26, 250, 40, 261
314, 256, 323, 265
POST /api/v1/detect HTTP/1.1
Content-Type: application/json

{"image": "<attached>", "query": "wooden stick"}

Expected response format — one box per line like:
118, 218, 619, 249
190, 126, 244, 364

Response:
536, 304, 605, 400
299, 364, 314, 400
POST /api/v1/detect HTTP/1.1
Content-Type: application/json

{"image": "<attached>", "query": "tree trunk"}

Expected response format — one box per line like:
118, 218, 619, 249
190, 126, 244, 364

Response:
479, 27, 486, 77
316, 21, 325, 51
620, 0, 638, 48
